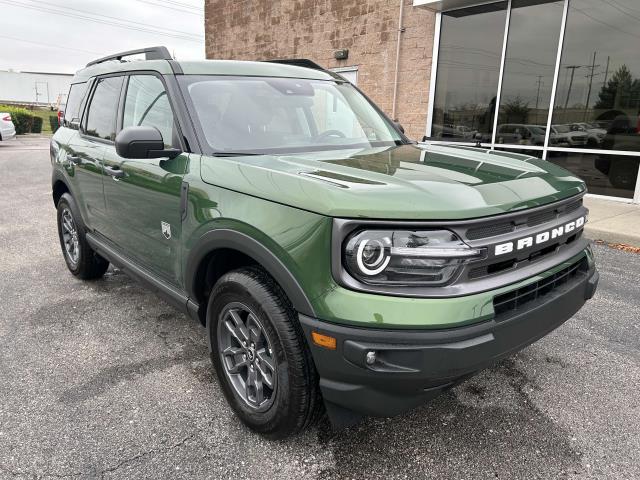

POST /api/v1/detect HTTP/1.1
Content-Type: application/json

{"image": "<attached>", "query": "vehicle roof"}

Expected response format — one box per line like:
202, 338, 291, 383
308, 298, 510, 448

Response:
71, 59, 340, 84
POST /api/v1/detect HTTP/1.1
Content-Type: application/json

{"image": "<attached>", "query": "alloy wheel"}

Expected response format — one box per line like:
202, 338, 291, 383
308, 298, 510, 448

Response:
217, 302, 277, 411
61, 208, 80, 266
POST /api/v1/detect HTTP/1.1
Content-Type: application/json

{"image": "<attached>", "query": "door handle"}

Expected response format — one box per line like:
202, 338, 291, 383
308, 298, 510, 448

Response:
67, 155, 81, 165
104, 165, 125, 180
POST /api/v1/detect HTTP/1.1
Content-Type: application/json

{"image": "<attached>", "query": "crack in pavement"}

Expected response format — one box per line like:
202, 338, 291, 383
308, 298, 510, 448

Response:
0, 434, 198, 479
99, 433, 197, 479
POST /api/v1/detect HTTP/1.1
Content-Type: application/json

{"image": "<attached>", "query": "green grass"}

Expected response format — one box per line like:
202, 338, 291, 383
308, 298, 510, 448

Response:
28, 108, 57, 134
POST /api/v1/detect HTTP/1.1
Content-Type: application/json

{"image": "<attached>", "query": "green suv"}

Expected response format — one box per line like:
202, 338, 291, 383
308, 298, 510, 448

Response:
51, 47, 599, 438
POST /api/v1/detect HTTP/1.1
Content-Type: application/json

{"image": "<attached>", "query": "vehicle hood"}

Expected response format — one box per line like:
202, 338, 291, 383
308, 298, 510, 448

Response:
200, 144, 586, 220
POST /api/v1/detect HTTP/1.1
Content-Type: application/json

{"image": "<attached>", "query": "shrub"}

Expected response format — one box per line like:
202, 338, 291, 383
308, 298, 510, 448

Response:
31, 116, 43, 134
0, 105, 34, 134
49, 115, 59, 133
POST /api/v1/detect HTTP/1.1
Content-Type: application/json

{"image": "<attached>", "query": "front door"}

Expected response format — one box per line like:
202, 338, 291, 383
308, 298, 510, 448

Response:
102, 74, 187, 285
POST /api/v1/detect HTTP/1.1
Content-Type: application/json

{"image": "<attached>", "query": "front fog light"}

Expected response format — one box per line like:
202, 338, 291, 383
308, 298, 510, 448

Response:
344, 229, 485, 287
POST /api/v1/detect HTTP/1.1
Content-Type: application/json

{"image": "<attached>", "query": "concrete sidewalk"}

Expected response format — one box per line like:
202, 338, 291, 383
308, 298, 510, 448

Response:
584, 196, 640, 247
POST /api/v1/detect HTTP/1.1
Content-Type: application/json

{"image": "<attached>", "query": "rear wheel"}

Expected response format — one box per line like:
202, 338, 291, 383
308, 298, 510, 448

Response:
207, 266, 322, 439
56, 193, 109, 279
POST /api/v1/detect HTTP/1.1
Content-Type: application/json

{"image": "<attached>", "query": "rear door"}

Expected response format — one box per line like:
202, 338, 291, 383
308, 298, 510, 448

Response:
102, 73, 187, 285
70, 76, 124, 232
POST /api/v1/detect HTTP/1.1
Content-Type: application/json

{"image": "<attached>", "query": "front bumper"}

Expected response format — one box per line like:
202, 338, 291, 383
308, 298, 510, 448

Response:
300, 262, 598, 419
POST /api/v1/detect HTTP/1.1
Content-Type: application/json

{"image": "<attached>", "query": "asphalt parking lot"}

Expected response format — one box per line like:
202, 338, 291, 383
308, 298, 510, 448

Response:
1, 136, 639, 479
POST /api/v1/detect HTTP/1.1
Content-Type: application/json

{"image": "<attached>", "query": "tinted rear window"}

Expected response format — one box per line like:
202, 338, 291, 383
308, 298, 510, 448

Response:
63, 82, 88, 125
85, 76, 123, 141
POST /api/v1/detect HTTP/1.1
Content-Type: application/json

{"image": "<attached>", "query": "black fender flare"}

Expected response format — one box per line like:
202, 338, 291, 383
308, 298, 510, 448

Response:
185, 229, 316, 317
51, 169, 74, 205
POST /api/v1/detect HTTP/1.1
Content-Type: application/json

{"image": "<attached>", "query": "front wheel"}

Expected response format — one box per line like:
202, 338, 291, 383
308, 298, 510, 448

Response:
207, 267, 322, 439
56, 193, 109, 280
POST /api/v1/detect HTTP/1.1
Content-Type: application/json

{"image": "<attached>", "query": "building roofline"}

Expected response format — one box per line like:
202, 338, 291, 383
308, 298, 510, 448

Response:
0, 70, 74, 76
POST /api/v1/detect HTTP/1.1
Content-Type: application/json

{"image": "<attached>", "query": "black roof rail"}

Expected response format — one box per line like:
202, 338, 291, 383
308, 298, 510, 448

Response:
264, 59, 326, 71
86, 46, 172, 67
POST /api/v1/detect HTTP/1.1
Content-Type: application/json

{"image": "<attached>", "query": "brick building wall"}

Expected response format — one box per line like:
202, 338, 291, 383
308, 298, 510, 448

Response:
204, 0, 436, 140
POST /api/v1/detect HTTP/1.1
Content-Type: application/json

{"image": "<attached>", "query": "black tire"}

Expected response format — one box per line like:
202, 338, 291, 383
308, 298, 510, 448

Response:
56, 193, 109, 280
207, 266, 322, 439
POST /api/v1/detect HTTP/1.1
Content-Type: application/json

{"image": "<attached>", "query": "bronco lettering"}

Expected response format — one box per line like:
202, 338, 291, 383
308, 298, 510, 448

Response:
495, 215, 587, 256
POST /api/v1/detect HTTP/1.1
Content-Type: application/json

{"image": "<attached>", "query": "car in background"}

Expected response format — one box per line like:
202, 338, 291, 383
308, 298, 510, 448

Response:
552, 124, 588, 148
569, 122, 606, 148
57, 105, 65, 129
0, 112, 16, 141
496, 124, 557, 146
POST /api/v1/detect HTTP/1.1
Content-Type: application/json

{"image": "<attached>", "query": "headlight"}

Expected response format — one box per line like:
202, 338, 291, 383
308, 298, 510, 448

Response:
343, 229, 485, 286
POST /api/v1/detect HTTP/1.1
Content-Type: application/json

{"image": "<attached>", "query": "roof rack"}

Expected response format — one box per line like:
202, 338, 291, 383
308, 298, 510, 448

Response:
264, 59, 326, 71
86, 46, 172, 67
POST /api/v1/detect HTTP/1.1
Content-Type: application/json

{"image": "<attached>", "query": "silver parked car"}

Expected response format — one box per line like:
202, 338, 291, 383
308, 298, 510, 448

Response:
0, 112, 16, 141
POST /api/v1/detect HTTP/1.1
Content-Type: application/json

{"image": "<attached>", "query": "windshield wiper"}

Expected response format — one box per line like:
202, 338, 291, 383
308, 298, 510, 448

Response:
212, 151, 262, 157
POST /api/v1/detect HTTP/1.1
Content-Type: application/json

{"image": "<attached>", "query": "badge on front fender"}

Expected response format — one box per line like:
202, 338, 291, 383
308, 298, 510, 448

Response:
161, 221, 171, 240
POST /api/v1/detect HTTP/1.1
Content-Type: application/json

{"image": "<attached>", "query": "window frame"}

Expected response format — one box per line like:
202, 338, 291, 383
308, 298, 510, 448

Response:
424, 0, 640, 203
79, 70, 189, 151
80, 73, 125, 145
119, 72, 181, 149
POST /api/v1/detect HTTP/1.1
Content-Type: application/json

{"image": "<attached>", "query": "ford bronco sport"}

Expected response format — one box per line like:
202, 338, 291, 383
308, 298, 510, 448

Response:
51, 47, 599, 439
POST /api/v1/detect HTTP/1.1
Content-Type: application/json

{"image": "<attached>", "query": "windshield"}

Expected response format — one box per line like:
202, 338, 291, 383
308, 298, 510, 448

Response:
553, 125, 571, 133
179, 76, 403, 154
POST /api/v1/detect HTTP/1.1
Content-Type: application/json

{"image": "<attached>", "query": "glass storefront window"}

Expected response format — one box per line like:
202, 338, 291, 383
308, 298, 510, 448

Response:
548, 151, 639, 198
552, 0, 640, 152
428, 0, 640, 201
496, 0, 564, 147
431, 2, 508, 143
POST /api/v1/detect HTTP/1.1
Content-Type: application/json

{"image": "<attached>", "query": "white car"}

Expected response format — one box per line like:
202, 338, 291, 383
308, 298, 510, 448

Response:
0, 112, 16, 141
569, 122, 607, 147
551, 124, 588, 147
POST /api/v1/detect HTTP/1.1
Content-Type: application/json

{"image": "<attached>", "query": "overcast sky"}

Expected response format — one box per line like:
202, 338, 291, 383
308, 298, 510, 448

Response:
0, 0, 205, 74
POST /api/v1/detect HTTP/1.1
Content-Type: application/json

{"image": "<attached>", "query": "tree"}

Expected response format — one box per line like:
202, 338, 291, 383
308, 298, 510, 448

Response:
595, 65, 640, 111
502, 96, 531, 124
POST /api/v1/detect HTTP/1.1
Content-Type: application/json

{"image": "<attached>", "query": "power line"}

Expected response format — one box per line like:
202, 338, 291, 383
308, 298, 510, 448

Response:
134, 0, 203, 16
0, 0, 203, 43
154, 0, 202, 11
0, 33, 102, 56
23, 0, 204, 38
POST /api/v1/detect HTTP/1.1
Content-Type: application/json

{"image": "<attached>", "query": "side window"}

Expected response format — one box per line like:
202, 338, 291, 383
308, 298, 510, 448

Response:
123, 75, 175, 147
63, 82, 88, 126
85, 76, 123, 141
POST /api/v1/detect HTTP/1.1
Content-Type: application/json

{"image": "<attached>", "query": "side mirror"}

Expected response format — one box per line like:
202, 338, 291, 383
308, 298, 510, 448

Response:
115, 126, 181, 159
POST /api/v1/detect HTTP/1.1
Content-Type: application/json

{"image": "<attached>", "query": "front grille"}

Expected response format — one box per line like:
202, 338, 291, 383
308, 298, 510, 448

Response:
564, 199, 582, 214
527, 210, 557, 227
466, 222, 513, 240
464, 198, 583, 241
493, 257, 588, 319
469, 230, 583, 280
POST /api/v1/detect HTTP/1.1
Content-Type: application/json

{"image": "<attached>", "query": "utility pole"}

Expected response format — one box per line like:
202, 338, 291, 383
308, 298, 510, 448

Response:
34, 82, 41, 105
584, 52, 600, 121
602, 55, 610, 86
535, 75, 544, 124
564, 65, 582, 114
